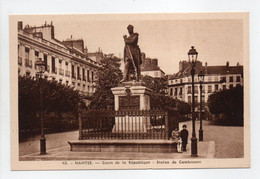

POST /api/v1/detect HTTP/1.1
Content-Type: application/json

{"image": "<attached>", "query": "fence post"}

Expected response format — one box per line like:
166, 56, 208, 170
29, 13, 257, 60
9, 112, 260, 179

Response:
78, 109, 83, 140
165, 110, 169, 140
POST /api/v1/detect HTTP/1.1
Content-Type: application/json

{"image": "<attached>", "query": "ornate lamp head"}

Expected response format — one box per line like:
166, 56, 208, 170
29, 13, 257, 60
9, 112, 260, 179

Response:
188, 46, 198, 63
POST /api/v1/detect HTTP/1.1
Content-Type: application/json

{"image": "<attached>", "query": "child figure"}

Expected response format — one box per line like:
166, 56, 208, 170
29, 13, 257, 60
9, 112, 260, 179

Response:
177, 136, 182, 153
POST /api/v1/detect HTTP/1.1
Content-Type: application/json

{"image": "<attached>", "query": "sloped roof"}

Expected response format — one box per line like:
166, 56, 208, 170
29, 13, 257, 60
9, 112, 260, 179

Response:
170, 65, 243, 80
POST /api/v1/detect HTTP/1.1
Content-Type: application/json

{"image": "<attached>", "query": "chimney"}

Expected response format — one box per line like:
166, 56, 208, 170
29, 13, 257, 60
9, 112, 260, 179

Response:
226, 61, 229, 67
179, 61, 182, 71
18, 21, 23, 30
205, 62, 208, 74
237, 62, 240, 66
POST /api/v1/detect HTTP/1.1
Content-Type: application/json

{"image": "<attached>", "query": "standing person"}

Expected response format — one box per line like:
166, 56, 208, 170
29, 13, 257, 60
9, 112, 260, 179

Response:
177, 136, 182, 153
121, 25, 142, 82
180, 124, 189, 151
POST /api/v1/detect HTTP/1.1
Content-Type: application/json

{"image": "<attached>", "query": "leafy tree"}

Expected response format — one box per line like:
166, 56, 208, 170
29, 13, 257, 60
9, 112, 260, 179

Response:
176, 100, 191, 115
208, 85, 243, 125
19, 75, 85, 132
141, 75, 168, 95
89, 54, 123, 109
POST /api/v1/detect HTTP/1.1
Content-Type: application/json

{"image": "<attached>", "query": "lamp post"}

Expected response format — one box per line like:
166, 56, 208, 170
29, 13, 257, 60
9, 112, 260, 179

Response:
188, 46, 198, 157
198, 70, 205, 141
35, 58, 46, 155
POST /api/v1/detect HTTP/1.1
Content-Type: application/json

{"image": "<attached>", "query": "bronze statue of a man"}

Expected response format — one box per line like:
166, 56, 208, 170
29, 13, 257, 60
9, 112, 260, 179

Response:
122, 25, 142, 82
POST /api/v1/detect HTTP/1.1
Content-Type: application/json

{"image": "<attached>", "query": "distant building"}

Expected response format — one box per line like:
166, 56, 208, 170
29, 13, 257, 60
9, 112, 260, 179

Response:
168, 61, 243, 104
140, 53, 165, 78
17, 21, 100, 102
87, 47, 103, 63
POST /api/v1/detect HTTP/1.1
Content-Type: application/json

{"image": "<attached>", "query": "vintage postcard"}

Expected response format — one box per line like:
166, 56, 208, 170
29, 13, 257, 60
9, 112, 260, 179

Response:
10, 13, 250, 170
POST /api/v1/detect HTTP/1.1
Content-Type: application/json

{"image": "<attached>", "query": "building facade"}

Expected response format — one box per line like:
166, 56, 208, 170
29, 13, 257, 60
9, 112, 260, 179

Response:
17, 21, 100, 100
168, 61, 243, 105
140, 53, 165, 78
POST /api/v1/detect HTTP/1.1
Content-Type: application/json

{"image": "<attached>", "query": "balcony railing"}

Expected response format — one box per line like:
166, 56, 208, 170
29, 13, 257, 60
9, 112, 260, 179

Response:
52, 67, 57, 74
25, 59, 32, 68
65, 70, 70, 77
59, 68, 64, 75
18, 57, 22, 65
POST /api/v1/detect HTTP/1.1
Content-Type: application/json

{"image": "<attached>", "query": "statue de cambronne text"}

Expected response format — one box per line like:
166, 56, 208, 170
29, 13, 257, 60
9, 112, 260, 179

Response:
121, 25, 142, 82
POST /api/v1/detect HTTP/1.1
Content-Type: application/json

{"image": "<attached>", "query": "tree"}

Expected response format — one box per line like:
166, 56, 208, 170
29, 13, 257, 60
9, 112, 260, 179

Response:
19, 75, 85, 132
141, 75, 168, 95
208, 85, 243, 125
176, 100, 191, 115
89, 54, 123, 109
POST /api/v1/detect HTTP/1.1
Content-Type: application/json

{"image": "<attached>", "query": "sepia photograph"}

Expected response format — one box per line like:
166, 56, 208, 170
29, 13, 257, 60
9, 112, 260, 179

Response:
9, 13, 250, 170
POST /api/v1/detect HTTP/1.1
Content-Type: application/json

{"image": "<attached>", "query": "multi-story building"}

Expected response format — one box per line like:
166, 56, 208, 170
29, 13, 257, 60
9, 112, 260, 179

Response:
140, 53, 165, 78
17, 21, 100, 101
168, 61, 243, 105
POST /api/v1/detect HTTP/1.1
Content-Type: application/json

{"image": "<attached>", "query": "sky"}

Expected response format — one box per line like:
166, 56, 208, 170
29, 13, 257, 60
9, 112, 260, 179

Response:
18, 14, 244, 74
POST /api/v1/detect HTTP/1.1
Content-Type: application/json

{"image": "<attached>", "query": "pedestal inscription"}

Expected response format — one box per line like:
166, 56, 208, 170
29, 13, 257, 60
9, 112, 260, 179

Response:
119, 96, 140, 110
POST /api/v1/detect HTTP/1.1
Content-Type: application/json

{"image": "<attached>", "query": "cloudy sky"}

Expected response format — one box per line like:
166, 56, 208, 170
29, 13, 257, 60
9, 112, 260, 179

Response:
18, 14, 244, 74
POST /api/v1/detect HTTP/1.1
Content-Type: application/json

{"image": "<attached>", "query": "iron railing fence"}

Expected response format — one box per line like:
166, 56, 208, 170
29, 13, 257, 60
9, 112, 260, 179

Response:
79, 109, 179, 140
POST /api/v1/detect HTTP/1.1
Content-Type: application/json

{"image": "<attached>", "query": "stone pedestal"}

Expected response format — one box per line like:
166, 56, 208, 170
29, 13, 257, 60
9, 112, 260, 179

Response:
111, 82, 152, 132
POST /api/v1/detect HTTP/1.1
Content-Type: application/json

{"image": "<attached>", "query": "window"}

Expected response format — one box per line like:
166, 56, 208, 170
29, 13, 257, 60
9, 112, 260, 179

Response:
223, 85, 226, 90
215, 84, 218, 91
236, 76, 241, 82
174, 88, 177, 96
229, 76, 233, 82
195, 96, 198, 103
221, 76, 226, 82
82, 68, 85, 81
188, 86, 192, 94
35, 51, 39, 58
87, 70, 90, 82
230, 84, 234, 88
44, 54, 48, 70
92, 71, 94, 83
25, 48, 30, 60
179, 87, 182, 95
71, 65, 75, 78
208, 85, 212, 93
170, 88, 173, 96
188, 96, 191, 103
194, 86, 198, 94
77, 66, 81, 80
26, 71, 30, 77
51, 57, 55, 72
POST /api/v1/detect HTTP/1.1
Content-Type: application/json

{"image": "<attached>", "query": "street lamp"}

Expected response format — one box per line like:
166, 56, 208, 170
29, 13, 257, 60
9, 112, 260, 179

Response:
198, 70, 205, 141
188, 46, 198, 157
35, 58, 46, 155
